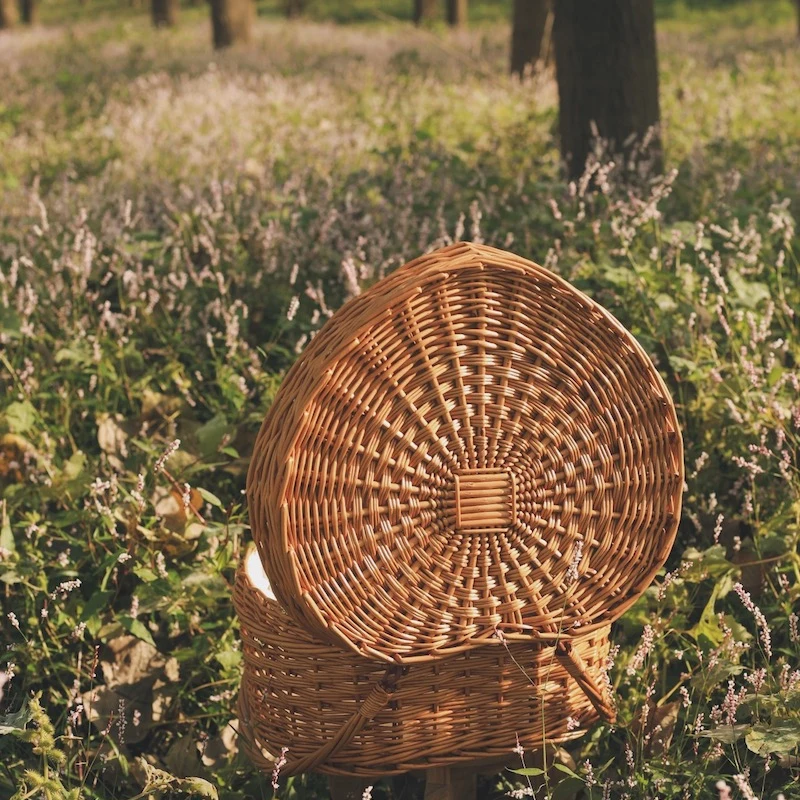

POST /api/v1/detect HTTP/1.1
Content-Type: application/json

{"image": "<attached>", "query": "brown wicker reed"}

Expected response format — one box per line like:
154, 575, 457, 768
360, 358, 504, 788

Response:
247, 242, 683, 664
234, 550, 614, 777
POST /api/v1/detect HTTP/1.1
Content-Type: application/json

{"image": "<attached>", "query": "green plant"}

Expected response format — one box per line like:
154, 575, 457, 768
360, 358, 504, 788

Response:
1, 6, 798, 799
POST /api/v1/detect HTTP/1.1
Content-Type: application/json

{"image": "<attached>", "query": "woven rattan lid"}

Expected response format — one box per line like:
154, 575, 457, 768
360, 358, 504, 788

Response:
248, 243, 683, 663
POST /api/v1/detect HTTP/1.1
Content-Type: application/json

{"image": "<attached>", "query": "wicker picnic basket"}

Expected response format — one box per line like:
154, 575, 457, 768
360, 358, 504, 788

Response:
246, 242, 684, 665
235, 548, 615, 777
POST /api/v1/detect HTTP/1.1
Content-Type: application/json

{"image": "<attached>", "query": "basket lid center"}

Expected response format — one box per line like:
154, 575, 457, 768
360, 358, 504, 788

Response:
454, 468, 516, 534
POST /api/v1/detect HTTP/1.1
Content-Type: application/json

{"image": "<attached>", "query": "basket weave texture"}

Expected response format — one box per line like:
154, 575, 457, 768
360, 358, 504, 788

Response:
247, 242, 683, 664
235, 552, 613, 777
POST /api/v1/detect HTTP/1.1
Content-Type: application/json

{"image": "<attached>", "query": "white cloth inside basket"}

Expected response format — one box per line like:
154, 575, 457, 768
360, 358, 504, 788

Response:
245, 547, 276, 601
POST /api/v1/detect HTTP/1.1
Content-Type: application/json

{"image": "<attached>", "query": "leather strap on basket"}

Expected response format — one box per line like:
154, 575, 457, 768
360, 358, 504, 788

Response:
556, 640, 617, 723
282, 666, 404, 775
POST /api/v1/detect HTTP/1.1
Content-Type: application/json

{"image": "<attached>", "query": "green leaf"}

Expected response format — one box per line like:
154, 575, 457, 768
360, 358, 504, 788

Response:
683, 544, 735, 580
0, 502, 15, 557
509, 767, 545, 776
0, 701, 32, 735
81, 590, 113, 622
757, 532, 789, 557
0, 309, 21, 337
97, 620, 125, 641
745, 721, 800, 756
134, 565, 160, 583
670, 221, 696, 242
603, 265, 636, 288
177, 777, 218, 799
668, 355, 699, 379
767, 364, 784, 387
181, 571, 228, 598
195, 414, 229, 457
655, 294, 678, 312
215, 649, 242, 671
729, 271, 770, 309
120, 616, 156, 647
690, 572, 735, 645
4, 401, 35, 434
552, 777, 585, 799
696, 662, 745, 690
701, 724, 749, 744
717, 613, 752, 643
553, 763, 582, 781
62, 450, 87, 482
197, 487, 223, 509
55, 346, 91, 366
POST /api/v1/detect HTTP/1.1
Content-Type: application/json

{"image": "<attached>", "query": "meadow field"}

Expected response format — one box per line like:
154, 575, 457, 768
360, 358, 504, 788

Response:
1, 1, 799, 798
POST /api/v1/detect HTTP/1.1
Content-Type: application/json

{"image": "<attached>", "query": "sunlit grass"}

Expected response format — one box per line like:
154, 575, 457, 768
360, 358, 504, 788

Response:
1, 4, 799, 800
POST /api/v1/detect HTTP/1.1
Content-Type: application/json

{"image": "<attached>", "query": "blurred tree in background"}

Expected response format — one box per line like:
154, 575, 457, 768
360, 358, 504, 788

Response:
510, 0, 551, 75
553, 0, 662, 177
152, 0, 178, 26
19, 0, 36, 23
283, 0, 305, 18
210, 0, 253, 46
413, 0, 436, 25
0, 0, 17, 27
446, 0, 467, 27
1, 3, 799, 800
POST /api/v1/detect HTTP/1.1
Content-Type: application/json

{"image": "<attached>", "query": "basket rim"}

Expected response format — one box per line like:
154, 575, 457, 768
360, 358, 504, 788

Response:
235, 543, 616, 657
234, 546, 618, 774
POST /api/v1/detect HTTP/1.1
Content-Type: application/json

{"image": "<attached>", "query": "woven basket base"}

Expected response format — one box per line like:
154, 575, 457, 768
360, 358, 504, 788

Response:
235, 552, 614, 776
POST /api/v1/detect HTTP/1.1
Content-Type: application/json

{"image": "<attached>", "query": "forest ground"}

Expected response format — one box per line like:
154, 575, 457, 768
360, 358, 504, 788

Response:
1, 2, 799, 799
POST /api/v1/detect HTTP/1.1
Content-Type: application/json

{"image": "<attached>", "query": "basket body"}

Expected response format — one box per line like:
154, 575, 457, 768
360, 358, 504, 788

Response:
235, 555, 613, 777
247, 242, 683, 663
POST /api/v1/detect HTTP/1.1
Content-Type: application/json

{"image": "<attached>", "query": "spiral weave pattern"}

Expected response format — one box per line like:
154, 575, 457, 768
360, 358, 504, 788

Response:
247, 243, 683, 663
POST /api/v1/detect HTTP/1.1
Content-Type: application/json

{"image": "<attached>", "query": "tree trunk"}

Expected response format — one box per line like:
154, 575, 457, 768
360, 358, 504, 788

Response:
510, 0, 552, 76
210, 0, 253, 48
0, 0, 16, 28
283, 0, 304, 17
413, 0, 436, 25
152, 0, 178, 27
19, 0, 36, 24
553, 0, 661, 178
446, 0, 466, 27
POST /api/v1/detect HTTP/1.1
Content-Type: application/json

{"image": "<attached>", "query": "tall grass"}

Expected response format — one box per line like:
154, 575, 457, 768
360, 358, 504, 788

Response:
1, 7, 799, 799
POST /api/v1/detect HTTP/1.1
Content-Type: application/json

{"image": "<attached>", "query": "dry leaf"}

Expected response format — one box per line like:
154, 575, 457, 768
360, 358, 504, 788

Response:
133, 756, 219, 799
632, 700, 681, 756
153, 486, 186, 531
141, 388, 181, 418
152, 486, 204, 533
165, 736, 206, 779
163, 657, 180, 683
82, 684, 152, 745
201, 719, 239, 768
101, 636, 167, 688
97, 413, 127, 454
83, 636, 181, 744
0, 434, 31, 483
